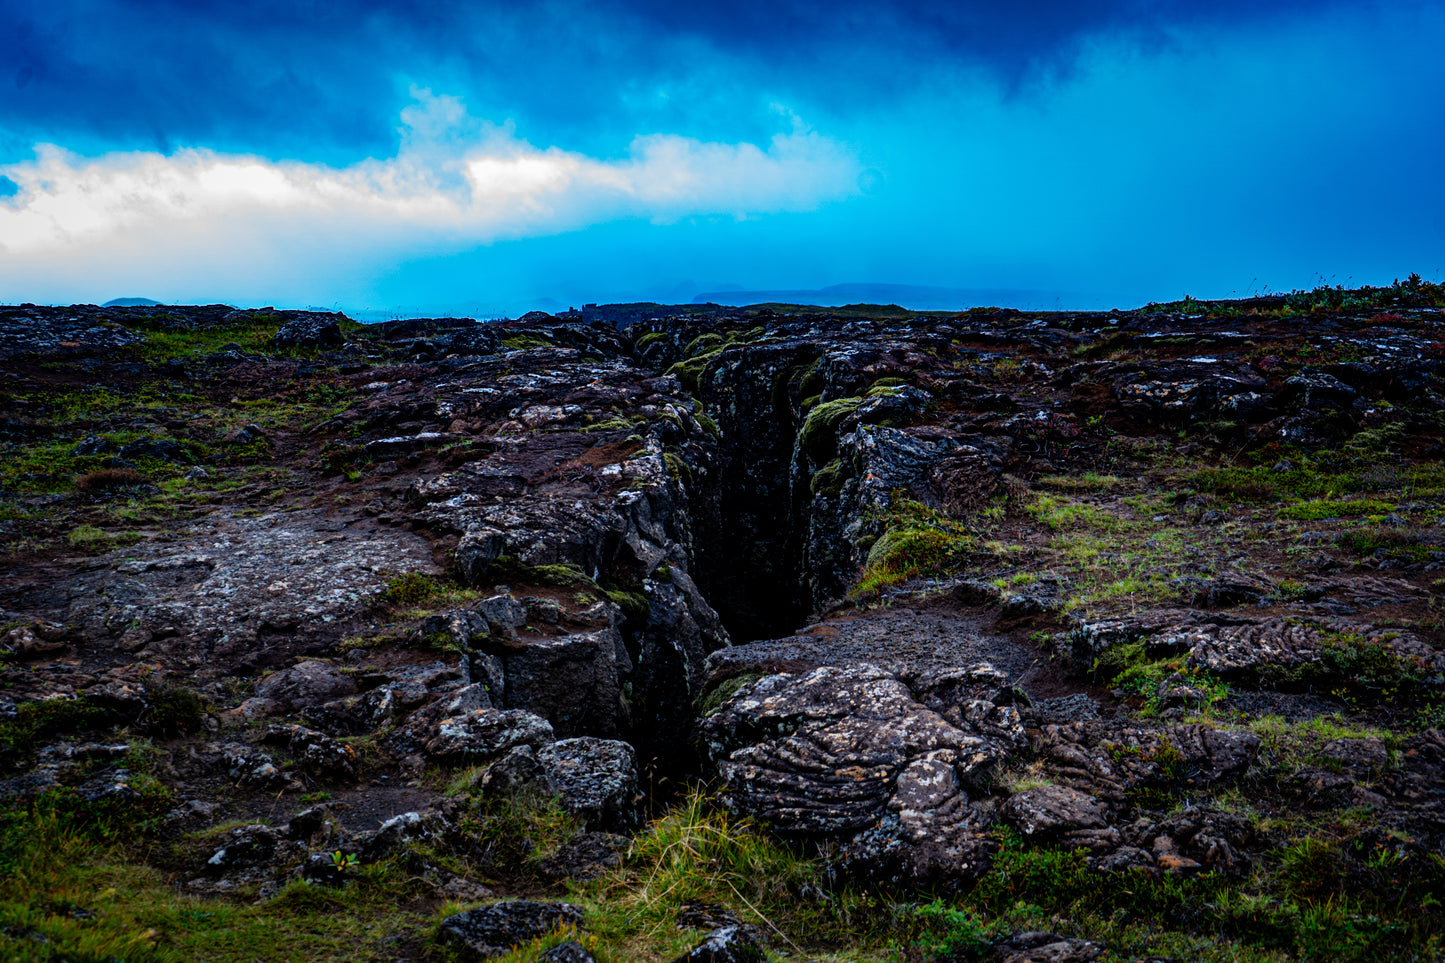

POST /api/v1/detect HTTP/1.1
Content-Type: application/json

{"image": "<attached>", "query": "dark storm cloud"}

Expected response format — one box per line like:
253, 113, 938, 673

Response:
0, 0, 1367, 162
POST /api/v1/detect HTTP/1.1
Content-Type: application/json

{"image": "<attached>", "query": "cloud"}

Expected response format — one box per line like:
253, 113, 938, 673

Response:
0, 0, 1374, 164
0, 93, 859, 258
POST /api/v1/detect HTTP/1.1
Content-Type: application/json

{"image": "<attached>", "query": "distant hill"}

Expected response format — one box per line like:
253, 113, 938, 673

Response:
692, 283, 1132, 312
102, 297, 162, 307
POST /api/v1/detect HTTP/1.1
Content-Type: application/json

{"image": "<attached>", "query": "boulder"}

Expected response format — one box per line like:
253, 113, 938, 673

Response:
540, 942, 596, 963
669, 924, 767, 963
497, 629, 625, 737
271, 312, 344, 349
1000, 786, 1109, 838
1319, 737, 1389, 778
436, 901, 584, 959
537, 737, 643, 831
254, 662, 357, 710
700, 664, 1015, 889
538, 832, 629, 882
991, 932, 1105, 963
425, 708, 555, 762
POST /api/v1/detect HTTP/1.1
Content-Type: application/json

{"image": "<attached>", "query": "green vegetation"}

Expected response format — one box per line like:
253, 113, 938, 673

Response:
798, 396, 863, 459
1279, 499, 1394, 520
810, 458, 844, 498
1026, 494, 1117, 531
141, 686, 206, 737
502, 333, 553, 350
380, 572, 440, 606
0, 806, 437, 961
65, 524, 143, 552
694, 674, 762, 717
0, 698, 125, 770
851, 500, 975, 599
1091, 642, 1230, 716
2, 766, 1443, 961
121, 312, 283, 361
666, 354, 716, 394
1191, 459, 1445, 504
1038, 473, 1119, 492
483, 557, 649, 623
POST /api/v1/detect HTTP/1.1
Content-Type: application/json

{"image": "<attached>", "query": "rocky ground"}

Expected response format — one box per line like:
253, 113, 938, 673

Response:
2, 283, 1445, 961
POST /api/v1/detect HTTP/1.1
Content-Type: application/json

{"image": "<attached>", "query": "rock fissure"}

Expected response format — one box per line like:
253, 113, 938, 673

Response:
5, 293, 1445, 959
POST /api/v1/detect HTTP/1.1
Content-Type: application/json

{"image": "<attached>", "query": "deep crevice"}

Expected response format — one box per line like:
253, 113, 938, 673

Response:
685, 343, 825, 644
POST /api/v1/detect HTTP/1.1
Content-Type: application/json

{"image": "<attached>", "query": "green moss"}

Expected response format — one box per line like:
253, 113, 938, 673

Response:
580, 417, 637, 432
635, 331, 668, 347
662, 452, 692, 484
694, 411, 720, 437
601, 589, 649, 622
694, 674, 762, 717
1344, 422, 1407, 455
666, 353, 720, 394
796, 357, 824, 397
797, 396, 863, 460
501, 333, 552, 350
851, 500, 975, 598
810, 458, 844, 498
683, 333, 724, 358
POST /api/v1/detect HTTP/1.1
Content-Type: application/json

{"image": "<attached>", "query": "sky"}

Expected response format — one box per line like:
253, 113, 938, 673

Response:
1, 0, 1443, 316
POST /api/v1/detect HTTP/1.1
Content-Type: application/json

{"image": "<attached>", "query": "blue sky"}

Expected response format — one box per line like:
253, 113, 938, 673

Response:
1, 0, 1442, 315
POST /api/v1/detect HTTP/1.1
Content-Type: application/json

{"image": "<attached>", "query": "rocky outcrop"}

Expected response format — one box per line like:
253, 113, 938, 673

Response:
700, 664, 1016, 889
7, 294, 1445, 959
437, 901, 585, 959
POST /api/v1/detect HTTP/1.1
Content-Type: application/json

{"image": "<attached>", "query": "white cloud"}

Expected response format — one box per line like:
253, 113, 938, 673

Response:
0, 92, 860, 260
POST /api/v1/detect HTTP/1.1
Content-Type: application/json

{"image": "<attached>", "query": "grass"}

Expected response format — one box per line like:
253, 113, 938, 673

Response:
1191, 459, 1445, 504
1038, 473, 1119, 492
5, 779, 1445, 962
1279, 499, 1395, 520
1026, 494, 1118, 532
65, 524, 143, 552
1246, 714, 1397, 774
120, 312, 284, 361
0, 808, 436, 962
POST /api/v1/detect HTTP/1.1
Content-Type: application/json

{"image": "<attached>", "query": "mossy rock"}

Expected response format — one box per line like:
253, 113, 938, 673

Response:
798, 397, 864, 460
684, 333, 725, 358
668, 352, 721, 394
811, 458, 845, 498
695, 673, 763, 717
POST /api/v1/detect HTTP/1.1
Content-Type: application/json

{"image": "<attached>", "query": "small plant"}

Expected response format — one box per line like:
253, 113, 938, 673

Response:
142, 685, 206, 736
75, 468, 152, 492
329, 850, 359, 871
381, 572, 439, 606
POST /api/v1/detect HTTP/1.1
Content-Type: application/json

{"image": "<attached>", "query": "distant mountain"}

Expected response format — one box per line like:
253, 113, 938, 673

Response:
102, 297, 162, 307
691, 283, 1136, 312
